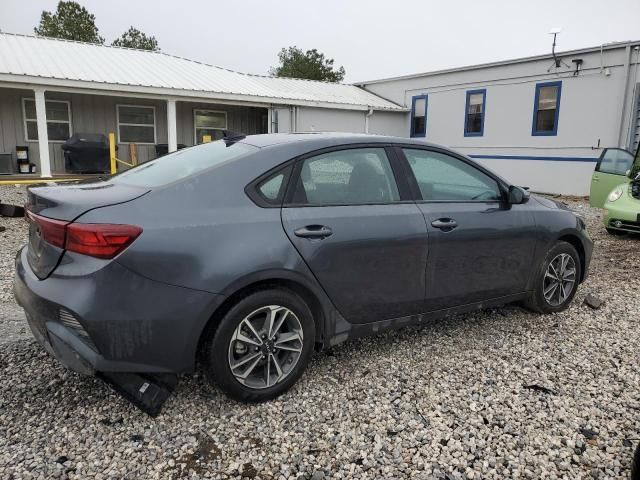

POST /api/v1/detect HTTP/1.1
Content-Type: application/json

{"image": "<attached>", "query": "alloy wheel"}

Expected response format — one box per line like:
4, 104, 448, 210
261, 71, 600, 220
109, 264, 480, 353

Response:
228, 305, 304, 389
543, 253, 577, 307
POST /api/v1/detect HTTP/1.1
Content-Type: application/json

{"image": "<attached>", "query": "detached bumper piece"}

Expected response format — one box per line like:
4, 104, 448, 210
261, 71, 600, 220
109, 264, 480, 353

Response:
97, 372, 178, 417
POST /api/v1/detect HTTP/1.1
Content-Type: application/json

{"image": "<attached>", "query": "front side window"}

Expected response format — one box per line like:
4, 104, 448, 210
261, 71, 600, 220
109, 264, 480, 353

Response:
403, 149, 502, 202
290, 148, 400, 205
410, 95, 428, 138
597, 149, 635, 175
23, 98, 72, 141
117, 105, 156, 144
464, 89, 486, 136
532, 81, 562, 136
194, 109, 227, 144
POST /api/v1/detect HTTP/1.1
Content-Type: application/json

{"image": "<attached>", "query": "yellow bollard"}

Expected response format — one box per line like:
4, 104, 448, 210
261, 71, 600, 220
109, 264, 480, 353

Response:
109, 132, 117, 175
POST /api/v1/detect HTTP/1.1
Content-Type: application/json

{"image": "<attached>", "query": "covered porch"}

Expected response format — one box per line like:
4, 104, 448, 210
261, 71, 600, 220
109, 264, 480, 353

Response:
0, 85, 269, 177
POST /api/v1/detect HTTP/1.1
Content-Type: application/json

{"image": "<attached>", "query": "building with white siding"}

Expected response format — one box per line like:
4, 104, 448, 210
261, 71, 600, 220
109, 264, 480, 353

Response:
0, 32, 639, 196
357, 41, 640, 195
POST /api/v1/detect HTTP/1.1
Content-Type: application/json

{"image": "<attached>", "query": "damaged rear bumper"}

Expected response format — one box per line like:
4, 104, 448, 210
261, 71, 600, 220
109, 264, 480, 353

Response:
13, 247, 224, 414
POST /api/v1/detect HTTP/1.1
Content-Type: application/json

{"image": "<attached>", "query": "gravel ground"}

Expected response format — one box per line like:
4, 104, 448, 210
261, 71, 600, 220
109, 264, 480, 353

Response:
0, 185, 639, 479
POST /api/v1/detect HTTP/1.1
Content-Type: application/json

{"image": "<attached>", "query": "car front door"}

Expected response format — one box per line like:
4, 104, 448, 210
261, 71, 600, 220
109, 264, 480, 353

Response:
399, 147, 538, 312
590, 148, 635, 208
281, 146, 428, 324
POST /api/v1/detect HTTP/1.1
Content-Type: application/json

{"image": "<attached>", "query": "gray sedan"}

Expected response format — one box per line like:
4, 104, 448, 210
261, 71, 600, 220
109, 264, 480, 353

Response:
14, 133, 592, 411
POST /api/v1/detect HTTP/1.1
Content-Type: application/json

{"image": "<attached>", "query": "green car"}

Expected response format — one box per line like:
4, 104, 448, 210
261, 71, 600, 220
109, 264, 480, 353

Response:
589, 144, 640, 235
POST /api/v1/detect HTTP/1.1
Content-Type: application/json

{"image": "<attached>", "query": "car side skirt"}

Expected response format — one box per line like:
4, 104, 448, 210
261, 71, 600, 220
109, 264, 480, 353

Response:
325, 292, 530, 347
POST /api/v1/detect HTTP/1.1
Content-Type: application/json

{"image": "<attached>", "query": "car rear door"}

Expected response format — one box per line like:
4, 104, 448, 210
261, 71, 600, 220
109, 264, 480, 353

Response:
590, 148, 635, 208
281, 146, 429, 324
398, 147, 538, 312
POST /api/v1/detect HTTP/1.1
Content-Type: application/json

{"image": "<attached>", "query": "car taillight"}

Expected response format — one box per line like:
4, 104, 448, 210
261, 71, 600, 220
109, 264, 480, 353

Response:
26, 210, 67, 248
27, 211, 142, 259
66, 223, 143, 259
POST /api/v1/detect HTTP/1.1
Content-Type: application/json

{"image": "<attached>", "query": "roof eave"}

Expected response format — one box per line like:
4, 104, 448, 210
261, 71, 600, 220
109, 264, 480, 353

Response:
0, 74, 407, 112
354, 40, 640, 86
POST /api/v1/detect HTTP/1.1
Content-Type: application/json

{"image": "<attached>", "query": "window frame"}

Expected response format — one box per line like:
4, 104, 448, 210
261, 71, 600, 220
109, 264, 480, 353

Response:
394, 145, 508, 204
283, 145, 410, 207
116, 104, 157, 145
464, 89, 486, 137
594, 148, 635, 176
410, 94, 428, 138
532, 81, 562, 137
193, 109, 228, 144
22, 98, 73, 143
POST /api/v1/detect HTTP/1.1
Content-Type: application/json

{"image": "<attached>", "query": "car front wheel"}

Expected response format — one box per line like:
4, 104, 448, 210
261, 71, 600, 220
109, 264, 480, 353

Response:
524, 241, 582, 314
204, 289, 315, 402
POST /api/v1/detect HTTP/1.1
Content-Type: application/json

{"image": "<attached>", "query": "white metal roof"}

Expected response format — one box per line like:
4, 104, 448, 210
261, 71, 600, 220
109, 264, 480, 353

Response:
0, 32, 403, 111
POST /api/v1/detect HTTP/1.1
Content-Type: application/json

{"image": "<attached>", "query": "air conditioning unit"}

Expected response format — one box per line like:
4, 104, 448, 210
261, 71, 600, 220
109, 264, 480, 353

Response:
0, 153, 13, 175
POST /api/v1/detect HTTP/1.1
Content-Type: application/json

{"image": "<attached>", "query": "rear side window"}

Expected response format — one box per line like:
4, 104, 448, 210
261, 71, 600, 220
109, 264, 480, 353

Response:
252, 165, 292, 206
110, 140, 257, 187
290, 148, 400, 205
403, 149, 501, 202
597, 149, 635, 175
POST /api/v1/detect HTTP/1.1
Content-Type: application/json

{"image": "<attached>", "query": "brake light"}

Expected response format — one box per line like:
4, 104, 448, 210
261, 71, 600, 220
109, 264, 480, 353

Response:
66, 223, 143, 259
27, 211, 142, 259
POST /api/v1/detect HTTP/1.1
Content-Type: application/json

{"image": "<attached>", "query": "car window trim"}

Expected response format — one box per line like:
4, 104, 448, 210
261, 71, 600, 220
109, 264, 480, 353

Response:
245, 163, 294, 208
282, 143, 413, 208
393, 145, 509, 204
594, 148, 635, 175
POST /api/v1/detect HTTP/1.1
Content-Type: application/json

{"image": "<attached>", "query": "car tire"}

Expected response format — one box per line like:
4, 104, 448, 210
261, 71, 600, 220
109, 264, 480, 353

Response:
204, 289, 315, 403
605, 227, 626, 236
524, 241, 582, 314
632, 443, 640, 480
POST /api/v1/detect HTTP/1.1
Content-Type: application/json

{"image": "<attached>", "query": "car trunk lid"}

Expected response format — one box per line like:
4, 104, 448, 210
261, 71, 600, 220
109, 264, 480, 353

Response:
26, 181, 149, 279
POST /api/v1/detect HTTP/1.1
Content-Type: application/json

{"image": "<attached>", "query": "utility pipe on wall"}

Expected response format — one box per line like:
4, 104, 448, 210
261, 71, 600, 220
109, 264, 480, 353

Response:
365, 107, 374, 133
617, 45, 632, 147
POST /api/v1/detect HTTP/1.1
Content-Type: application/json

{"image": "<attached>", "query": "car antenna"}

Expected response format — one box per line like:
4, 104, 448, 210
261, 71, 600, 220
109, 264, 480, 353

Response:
223, 130, 246, 146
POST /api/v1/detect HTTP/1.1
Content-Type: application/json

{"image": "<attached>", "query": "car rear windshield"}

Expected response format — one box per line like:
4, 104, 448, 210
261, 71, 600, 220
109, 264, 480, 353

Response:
109, 141, 257, 187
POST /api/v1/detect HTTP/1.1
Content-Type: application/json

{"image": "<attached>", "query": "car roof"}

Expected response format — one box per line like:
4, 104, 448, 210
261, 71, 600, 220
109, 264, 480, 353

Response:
237, 132, 440, 149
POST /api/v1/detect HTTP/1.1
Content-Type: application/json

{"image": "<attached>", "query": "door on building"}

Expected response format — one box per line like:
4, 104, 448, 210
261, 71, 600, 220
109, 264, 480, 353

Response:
281, 146, 429, 324
397, 147, 538, 312
589, 148, 636, 208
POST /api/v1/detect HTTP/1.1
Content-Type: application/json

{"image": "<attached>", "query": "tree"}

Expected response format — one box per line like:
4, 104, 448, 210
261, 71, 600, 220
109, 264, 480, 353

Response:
269, 46, 345, 82
34, 1, 104, 44
112, 27, 160, 51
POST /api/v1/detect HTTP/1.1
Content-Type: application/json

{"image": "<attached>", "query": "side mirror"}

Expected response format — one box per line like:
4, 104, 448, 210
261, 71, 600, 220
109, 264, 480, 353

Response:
507, 185, 530, 204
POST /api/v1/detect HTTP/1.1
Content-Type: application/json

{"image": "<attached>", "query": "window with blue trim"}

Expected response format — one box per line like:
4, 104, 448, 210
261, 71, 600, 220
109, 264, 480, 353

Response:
532, 81, 562, 136
410, 95, 427, 137
464, 89, 486, 136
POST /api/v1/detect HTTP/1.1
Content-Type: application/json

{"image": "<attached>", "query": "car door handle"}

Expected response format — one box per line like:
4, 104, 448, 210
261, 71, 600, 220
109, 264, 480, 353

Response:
431, 218, 458, 231
294, 225, 333, 239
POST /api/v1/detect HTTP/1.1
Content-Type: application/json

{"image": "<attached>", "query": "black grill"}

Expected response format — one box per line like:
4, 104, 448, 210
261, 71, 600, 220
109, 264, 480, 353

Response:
58, 308, 97, 350
609, 219, 640, 233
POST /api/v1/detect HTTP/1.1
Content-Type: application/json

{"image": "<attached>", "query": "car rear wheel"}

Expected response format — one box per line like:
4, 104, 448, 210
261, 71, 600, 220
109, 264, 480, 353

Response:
524, 241, 581, 314
204, 289, 315, 402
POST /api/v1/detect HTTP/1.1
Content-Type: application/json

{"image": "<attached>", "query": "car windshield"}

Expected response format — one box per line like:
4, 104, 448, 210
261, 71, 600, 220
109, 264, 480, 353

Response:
109, 140, 257, 187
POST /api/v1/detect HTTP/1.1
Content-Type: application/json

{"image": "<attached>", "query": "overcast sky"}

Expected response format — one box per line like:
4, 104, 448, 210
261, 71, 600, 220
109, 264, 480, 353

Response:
1, 0, 638, 83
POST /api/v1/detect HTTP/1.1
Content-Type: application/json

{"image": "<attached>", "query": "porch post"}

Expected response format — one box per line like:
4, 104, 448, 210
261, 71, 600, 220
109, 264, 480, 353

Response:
34, 87, 52, 178
167, 98, 177, 153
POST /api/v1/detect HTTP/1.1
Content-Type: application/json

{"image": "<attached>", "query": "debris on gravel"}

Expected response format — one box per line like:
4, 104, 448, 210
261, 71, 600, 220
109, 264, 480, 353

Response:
584, 292, 605, 310
0, 187, 639, 479
0, 185, 27, 303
